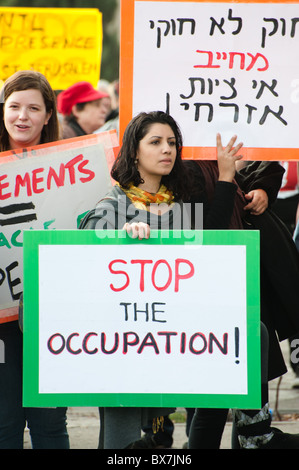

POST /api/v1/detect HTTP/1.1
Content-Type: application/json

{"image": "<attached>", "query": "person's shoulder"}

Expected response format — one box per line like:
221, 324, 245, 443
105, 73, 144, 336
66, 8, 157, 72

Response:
60, 122, 77, 139
98, 184, 125, 203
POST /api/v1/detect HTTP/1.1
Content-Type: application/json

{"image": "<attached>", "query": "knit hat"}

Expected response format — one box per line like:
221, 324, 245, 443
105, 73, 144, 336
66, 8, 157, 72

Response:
57, 81, 109, 115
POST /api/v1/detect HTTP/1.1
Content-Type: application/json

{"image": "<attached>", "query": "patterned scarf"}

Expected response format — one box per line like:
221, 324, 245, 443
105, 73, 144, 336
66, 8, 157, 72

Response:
119, 183, 174, 211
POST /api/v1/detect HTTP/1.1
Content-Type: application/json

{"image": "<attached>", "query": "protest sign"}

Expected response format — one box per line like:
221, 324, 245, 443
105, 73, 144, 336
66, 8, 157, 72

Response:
0, 7, 103, 89
23, 229, 261, 409
120, 0, 299, 160
0, 130, 118, 324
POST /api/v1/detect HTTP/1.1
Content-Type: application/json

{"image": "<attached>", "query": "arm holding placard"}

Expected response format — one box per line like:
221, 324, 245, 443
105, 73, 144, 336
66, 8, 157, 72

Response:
236, 160, 285, 215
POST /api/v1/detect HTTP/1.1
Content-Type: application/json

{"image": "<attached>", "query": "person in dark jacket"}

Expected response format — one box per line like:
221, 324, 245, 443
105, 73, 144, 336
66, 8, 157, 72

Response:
57, 81, 109, 139
81, 110, 299, 449
186, 159, 299, 449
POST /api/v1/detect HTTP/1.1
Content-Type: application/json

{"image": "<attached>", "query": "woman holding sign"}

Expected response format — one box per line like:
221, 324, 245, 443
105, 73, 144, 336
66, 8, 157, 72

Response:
80, 110, 244, 449
0, 70, 69, 449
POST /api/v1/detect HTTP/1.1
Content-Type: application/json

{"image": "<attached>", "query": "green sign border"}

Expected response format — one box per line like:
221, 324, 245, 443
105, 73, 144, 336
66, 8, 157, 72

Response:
23, 229, 261, 409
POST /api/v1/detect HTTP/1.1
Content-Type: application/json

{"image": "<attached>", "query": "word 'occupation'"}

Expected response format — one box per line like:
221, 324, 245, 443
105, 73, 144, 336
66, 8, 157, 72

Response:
47, 330, 229, 356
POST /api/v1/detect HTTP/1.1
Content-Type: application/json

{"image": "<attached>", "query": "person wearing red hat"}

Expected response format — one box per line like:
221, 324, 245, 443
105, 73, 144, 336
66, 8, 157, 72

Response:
57, 81, 110, 139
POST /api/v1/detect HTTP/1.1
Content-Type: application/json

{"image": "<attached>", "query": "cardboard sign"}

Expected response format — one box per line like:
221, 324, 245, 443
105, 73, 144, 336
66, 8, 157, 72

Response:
23, 229, 261, 409
0, 131, 118, 324
120, 0, 299, 160
0, 7, 103, 89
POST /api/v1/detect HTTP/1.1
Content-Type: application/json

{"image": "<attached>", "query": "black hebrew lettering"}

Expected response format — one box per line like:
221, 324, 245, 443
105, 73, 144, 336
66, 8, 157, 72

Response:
169, 75, 288, 127
193, 103, 213, 122
180, 78, 217, 99
149, 18, 195, 48
220, 78, 237, 100
219, 103, 239, 123
245, 104, 258, 124
259, 105, 287, 126
252, 79, 278, 99
210, 9, 243, 36
261, 16, 299, 47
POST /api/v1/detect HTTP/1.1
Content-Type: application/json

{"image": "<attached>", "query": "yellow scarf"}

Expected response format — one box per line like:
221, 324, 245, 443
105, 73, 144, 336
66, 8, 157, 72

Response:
119, 183, 174, 211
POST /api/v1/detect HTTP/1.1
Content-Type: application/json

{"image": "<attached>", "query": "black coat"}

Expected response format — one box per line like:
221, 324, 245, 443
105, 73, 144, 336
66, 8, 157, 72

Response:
184, 160, 299, 380
244, 209, 299, 381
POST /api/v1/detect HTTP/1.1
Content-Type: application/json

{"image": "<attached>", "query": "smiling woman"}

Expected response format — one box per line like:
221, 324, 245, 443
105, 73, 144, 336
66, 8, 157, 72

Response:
0, 70, 69, 450
4, 89, 52, 149
0, 69, 59, 152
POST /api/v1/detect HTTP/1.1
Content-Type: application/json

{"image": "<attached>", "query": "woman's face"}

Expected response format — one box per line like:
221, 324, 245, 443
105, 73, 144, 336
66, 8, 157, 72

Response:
136, 123, 177, 185
72, 99, 108, 134
4, 89, 52, 150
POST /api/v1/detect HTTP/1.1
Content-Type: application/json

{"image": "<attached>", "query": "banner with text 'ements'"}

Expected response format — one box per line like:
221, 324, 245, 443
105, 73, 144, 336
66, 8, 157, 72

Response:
0, 131, 117, 324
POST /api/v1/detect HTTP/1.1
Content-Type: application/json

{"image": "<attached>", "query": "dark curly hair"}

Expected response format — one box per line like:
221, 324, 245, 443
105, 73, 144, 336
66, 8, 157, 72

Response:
111, 111, 189, 200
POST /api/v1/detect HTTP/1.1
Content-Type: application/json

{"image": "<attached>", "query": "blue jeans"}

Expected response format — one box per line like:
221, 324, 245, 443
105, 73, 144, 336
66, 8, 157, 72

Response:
0, 321, 69, 449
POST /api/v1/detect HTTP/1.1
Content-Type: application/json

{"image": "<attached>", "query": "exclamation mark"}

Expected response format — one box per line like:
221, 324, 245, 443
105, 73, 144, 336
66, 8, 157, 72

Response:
180, 332, 186, 354
235, 327, 240, 364
166, 92, 170, 114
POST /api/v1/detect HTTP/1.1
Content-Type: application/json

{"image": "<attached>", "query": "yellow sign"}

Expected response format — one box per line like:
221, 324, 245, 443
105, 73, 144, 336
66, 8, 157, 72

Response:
0, 7, 103, 89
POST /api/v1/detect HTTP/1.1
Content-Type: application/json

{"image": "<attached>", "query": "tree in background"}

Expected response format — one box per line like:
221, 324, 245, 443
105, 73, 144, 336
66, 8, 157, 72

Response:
0, 0, 120, 82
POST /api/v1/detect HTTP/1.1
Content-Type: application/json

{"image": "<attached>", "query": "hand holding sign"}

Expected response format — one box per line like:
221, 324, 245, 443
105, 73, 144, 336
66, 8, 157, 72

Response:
123, 221, 151, 240
243, 189, 269, 215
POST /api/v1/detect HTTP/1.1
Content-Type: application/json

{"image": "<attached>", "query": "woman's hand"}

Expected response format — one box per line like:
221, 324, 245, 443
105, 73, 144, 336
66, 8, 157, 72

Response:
216, 133, 243, 183
123, 222, 150, 240
243, 189, 269, 215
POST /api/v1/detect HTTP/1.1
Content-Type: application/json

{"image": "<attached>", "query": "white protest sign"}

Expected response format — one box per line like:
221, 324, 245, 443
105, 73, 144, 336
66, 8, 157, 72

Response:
120, 0, 299, 160
0, 131, 118, 323
23, 230, 261, 408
